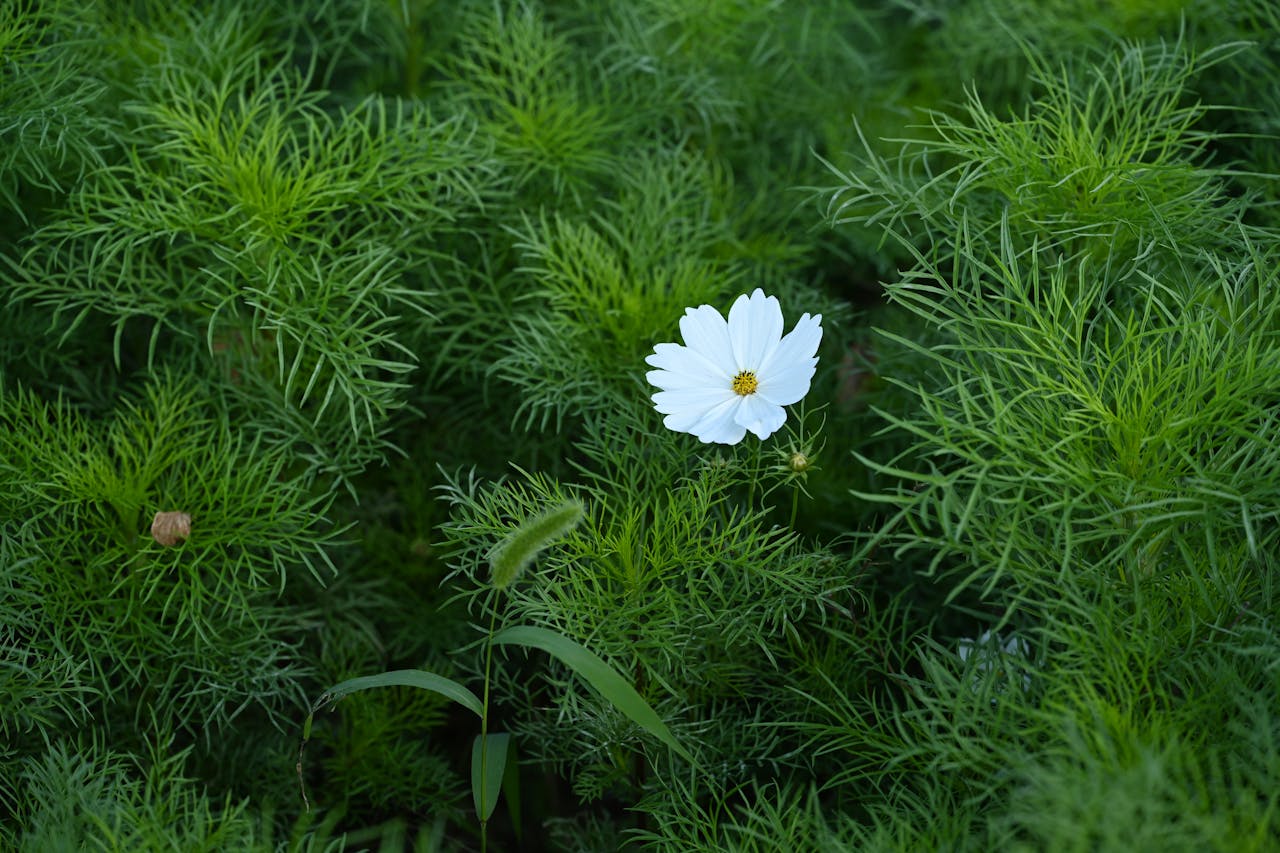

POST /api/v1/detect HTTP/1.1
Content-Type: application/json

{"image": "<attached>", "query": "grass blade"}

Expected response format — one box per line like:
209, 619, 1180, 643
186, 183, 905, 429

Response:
492, 625, 693, 763
305, 669, 482, 739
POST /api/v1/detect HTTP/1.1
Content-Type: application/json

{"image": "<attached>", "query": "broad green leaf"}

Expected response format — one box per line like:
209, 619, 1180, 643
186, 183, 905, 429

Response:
492, 625, 693, 763
305, 669, 482, 740
471, 732, 511, 822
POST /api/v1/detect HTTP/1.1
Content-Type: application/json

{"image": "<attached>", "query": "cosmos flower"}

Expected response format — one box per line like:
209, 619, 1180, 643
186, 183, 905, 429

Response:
645, 289, 822, 444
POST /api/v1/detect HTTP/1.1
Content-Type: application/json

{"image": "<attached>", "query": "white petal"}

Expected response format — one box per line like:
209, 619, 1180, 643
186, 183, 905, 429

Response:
757, 363, 817, 407
646, 365, 726, 393
726, 288, 783, 372
659, 390, 728, 431
663, 395, 746, 444
645, 343, 727, 386
678, 304, 736, 373
644, 342, 690, 372
754, 314, 820, 406
652, 386, 735, 415
650, 356, 732, 391
759, 312, 822, 378
698, 422, 747, 444
692, 402, 748, 444
732, 393, 787, 440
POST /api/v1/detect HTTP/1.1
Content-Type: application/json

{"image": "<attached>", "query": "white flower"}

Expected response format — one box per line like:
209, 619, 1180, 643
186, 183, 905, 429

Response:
644, 289, 822, 445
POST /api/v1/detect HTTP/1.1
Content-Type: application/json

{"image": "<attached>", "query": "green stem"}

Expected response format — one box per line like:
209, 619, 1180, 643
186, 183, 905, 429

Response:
479, 600, 499, 853
788, 486, 800, 530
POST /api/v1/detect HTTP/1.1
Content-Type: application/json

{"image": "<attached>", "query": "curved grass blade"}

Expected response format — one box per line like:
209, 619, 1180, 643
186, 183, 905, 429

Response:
298, 669, 482, 812
304, 669, 482, 738
492, 625, 693, 763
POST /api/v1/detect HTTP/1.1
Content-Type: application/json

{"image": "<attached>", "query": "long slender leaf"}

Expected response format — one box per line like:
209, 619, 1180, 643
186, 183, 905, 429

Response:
304, 669, 482, 739
492, 625, 694, 763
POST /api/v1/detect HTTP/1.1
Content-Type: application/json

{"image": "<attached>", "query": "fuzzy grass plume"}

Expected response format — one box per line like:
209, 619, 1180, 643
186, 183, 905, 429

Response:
487, 497, 585, 589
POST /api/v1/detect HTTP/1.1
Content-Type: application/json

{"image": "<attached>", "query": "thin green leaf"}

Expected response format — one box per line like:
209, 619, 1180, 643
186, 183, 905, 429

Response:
492, 625, 693, 763
309, 669, 483, 718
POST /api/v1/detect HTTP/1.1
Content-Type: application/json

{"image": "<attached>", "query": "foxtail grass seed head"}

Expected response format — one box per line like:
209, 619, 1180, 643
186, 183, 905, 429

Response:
645, 289, 822, 444
150, 511, 192, 546
488, 499, 585, 589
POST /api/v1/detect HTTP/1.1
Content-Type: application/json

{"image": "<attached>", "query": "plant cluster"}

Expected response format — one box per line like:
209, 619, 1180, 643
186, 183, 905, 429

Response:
2, 0, 1277, 850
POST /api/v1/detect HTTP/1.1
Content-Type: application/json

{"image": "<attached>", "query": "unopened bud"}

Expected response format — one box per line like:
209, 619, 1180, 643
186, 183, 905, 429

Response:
788, 452, 811, 473
151, 511, 192, 546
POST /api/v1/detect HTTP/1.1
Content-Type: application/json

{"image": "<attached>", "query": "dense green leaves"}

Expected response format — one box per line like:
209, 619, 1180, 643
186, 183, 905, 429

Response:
3, 0, 1278, 850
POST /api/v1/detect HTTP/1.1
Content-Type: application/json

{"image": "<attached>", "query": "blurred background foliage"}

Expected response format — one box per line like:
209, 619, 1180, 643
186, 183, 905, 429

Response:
1, 0, 1277, 849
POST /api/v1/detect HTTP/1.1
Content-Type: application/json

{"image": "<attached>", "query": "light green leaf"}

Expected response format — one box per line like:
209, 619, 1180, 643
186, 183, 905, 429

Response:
305, 669, 482, 740
492, 625, 693, 763
471, 732, 511, 822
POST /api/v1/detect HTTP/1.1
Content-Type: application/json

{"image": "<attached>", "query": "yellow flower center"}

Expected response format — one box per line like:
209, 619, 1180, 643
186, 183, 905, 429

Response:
731, 370, 758, 396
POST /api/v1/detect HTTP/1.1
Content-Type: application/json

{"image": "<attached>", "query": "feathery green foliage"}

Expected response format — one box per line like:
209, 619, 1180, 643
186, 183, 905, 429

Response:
823, 37, 1259, 265
3, 0, 1278, 849
0, 0, 110, 224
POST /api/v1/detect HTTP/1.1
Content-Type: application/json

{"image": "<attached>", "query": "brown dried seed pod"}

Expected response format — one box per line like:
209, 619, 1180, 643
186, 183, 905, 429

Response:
151, 511, 192, 546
